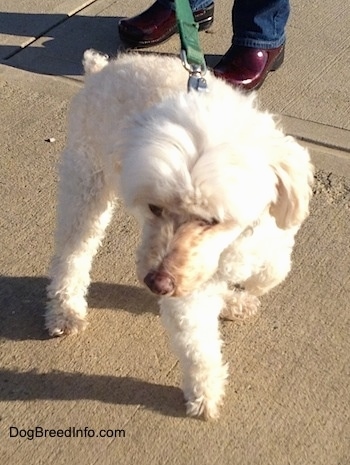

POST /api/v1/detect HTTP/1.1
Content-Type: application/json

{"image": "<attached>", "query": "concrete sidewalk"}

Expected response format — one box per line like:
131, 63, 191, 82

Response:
0, 1, 349, 464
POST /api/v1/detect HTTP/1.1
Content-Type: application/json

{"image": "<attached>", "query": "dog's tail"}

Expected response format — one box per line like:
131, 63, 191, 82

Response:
83, 49, 109, 74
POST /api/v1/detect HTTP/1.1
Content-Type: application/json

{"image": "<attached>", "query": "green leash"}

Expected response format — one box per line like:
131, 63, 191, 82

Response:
174, 0, 208, 91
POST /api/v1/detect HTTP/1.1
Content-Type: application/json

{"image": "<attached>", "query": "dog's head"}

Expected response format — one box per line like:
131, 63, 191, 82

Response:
118, 90, 313, 297
139, 213, 242, 297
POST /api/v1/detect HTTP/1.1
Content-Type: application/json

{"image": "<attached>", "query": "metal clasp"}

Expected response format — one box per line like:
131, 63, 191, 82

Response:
180, 50, 208, 93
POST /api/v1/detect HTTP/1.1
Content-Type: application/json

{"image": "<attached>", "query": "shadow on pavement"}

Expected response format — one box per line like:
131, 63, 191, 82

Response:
0, 368, 185, 417
0, 12, 123, 75
0, 12, 222, 75
0, 276, 158, 341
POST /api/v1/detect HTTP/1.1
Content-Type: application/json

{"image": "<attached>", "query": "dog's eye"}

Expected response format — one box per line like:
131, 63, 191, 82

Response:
149, 204, 163, 217
198, 218, 219, 226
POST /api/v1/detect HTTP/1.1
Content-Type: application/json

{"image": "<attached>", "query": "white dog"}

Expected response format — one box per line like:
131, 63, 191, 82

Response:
46, 50, 314, 419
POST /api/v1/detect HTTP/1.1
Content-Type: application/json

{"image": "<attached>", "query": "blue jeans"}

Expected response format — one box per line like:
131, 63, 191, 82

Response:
160, 0, 290, 48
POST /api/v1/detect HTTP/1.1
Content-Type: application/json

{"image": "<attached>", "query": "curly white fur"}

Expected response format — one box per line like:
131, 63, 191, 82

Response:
46, 50, 314, 419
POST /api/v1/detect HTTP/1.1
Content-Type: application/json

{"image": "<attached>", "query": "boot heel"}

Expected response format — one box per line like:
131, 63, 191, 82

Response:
271, 46, 285, 71
194, 3, 214, 32
198, 16, 214, 31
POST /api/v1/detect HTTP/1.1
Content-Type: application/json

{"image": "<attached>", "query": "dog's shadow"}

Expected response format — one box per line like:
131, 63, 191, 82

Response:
0, 368, 185, 418
0, 12, 123, 76
0, 12, 223, 76
0, 277, 184, 417
0, 275, 158, 341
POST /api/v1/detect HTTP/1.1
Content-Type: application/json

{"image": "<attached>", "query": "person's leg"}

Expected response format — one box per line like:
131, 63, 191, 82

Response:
118, 0, 214, 48
233, 0, 289, 49
214, 0, 290, 91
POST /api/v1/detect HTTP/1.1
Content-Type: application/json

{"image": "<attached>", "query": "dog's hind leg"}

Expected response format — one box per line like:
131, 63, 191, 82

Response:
160, 288, 228, 420
46, 149, 115, 336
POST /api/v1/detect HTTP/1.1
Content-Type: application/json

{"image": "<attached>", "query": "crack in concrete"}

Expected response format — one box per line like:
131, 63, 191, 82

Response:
2, 0, 99, 60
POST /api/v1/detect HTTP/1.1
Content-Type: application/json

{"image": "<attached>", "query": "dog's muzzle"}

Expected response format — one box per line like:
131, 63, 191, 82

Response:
144, 270, 175, 296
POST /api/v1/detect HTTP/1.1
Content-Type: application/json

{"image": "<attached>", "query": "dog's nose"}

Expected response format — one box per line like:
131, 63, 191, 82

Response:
144, 271, 175, 296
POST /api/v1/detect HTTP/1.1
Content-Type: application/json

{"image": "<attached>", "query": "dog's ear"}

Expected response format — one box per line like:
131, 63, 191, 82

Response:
269, 136, 314, 229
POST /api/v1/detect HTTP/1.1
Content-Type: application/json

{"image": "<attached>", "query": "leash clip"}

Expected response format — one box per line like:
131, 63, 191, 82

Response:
180, 50, 208, 92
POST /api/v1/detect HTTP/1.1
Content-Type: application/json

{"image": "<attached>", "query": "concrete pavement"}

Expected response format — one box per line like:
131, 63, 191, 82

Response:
1, 1, 349, 464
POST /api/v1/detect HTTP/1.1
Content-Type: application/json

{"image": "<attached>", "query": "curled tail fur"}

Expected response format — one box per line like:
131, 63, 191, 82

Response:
83, 49, 109, 74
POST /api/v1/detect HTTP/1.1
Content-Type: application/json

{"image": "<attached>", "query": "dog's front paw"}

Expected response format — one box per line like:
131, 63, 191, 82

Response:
186, 396, 222, 420
221, 290, 260, 321
47, 316, 88, 337
183, 363, 228, 420
45, 299, 88, 337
